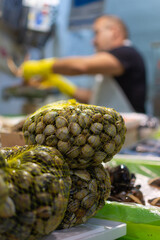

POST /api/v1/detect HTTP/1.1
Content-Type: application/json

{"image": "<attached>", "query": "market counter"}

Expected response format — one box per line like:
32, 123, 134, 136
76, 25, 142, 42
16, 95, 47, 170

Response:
43, 218, 126, 240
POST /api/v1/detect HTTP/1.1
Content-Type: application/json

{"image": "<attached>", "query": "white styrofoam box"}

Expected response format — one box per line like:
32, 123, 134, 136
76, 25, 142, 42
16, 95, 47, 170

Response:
44, 218, 126, 240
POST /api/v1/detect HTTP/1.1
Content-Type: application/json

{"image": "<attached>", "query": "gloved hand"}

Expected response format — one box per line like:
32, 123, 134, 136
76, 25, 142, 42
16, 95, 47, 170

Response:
22, 58, 56, 81
40, 74, 77, 97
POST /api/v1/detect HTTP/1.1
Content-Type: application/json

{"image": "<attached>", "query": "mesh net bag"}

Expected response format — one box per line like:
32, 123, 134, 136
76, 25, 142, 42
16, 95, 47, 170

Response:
0, 145, 71, 240
58, 164, 111, 229
23, 99, 126, 169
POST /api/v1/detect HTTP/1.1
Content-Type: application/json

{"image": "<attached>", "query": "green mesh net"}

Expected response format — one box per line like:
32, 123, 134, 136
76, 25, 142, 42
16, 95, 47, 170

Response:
59, 164, 111, 229
23, 99, 126, 169
0, 145, 71, 240
0, 99, 126, 239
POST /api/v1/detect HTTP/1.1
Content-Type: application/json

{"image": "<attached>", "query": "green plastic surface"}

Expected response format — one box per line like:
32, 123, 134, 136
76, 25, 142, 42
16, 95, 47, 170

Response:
95, 201, 160, 240
100, 154, 160, 239
108, 157, 160, 178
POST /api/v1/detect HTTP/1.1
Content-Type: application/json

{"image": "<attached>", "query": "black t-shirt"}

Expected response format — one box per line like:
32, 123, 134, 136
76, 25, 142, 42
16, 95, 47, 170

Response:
109, 46, 146, 113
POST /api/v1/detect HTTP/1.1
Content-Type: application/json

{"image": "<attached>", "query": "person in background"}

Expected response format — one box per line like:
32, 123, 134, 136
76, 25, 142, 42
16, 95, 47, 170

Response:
20, 15, 147, 113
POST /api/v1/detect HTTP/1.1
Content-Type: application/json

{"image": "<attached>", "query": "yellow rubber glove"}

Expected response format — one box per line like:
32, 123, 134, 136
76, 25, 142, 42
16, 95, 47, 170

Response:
40, 74, 77, 96
22, 58, 56, 81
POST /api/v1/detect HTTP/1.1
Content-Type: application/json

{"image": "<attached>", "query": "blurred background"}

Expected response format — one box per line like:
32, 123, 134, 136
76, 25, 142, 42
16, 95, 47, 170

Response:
0, 0, 160, 116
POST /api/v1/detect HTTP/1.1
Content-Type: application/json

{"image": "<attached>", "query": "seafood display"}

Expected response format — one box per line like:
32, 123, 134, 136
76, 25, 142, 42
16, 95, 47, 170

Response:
148, 197, 160, 207
23, 99, 126, 169
106, 164, 160, 208
148, 177, 160, 190
148, 177, 160, 207
0, 99, 127, 239
0, 145, 71, 240
107, 165, 145, 205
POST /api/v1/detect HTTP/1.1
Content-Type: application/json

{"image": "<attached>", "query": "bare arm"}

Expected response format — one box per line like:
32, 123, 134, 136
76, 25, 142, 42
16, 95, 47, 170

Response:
53, 52, 124, 76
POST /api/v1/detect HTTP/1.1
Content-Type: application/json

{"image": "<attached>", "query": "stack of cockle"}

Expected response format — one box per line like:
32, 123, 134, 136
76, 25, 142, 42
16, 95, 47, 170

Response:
0, 145, 71, 240
0, 99, 126, 239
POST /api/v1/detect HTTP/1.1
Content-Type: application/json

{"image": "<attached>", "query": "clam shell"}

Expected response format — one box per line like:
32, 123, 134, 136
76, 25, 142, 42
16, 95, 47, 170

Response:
35, 134, 45, 144
78, 113, 90, 128
0, 176, 8, 205
58, 140, 70, 153
74, 134, 87, 146
67, 199, 80, 212
21, 162, 42, 176
45, 135, 58, 146
81, 144, 94, 158
74, 170, 91, 181
81, 193, 97, 209
89, 179, 98, 192
43, 111, 58, 124
114, 134, 122, 145
87, 135, 101, 148
12, 170, 32, 190
43, 125, 56, 136
18, 211, 36, 225
92, 113, 102, 122
0, 197, 15, 218
27, 134, 37, 144
104, 123, 117, 137
67, 146, 80, 158
68, 114, 78, 122
103, 113, 114, 123
36, 206, 52, 219
36, 122, 45, 134
93, 151, 107, 164
56, 127, 70, 141
74, 189, 88, 200
28, 122, 36, 133
56, 116, 68, 128
69, 122, 81, 136
90, 122, 103, 135
104, 141, 115, 154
